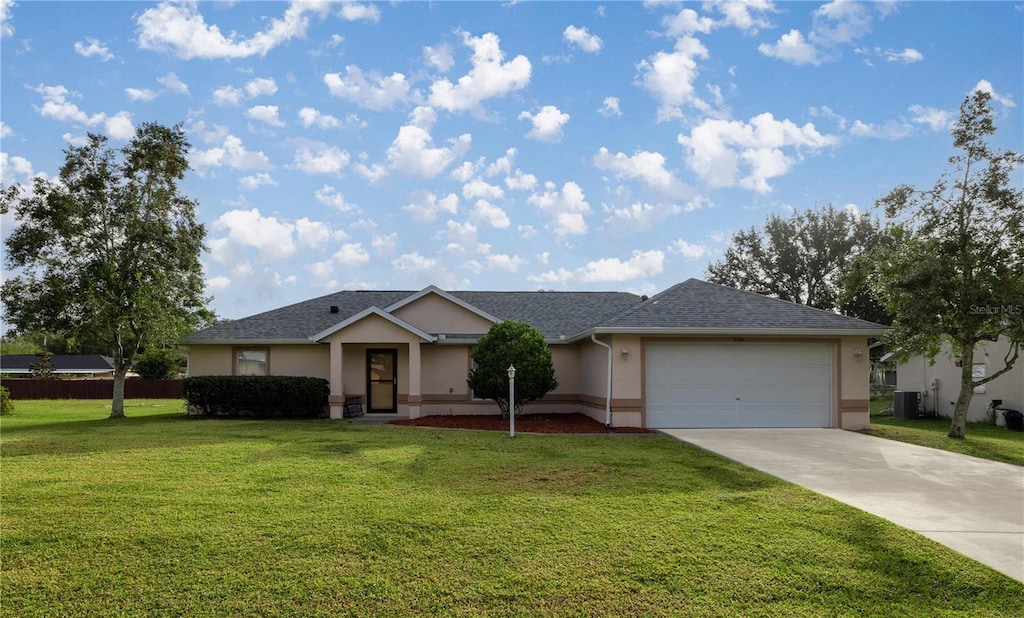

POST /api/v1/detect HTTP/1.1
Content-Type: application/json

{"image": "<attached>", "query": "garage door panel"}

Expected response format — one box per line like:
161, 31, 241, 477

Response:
645, 343, 832, 429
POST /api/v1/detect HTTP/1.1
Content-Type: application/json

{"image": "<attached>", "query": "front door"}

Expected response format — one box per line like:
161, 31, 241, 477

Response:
367, 349, 398, 413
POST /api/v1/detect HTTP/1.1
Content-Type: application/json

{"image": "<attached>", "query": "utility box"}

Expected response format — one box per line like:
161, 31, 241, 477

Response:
893, 391, 919, 419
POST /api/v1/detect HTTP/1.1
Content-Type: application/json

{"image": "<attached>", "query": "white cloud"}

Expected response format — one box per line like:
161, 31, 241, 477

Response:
74, 38, 114, 61
386, 106, 472, 178
1, 0, 14, 38
973, 79, 1016, 108
847, 118, 913, 140
529, 250, 665, 285
485, 148, 516, 177
402, 191, 459, 222
0, 121, 11, 138
424, 43, 455, 72
679, 113, 838, 194
104, 113, 135, 140
758, 29, 820, 66
504, 169, 537, 192
471, 200, 510, 228
245, 77, 278, 98
293, 143, 350, 175
324, 65, 415, 111
662, 8, 713, 36
908, 104, 953, 131
462, 178, 504, 200
519, 105, 570, 142
239, 172, 278, 191
332, 242, 371, 266
205, 276, 231, 295
392, 252, 468, 289
428, 30, 531, 113
298, 107, 342, 129
563, 25, 602, 53
707, 0, 774, 33
33, 84, 134, 138
190, 130, 271, 171
636, 36, 709, 122
212, 85, 244, 106
885, 48, 923, 64
351, 162, 388, 183
126, 88, 158, 102
760, 0, 878, 66
246, 105, 285, 127
315, 184, 358, 212
157, 72, 190, 95
527, 180, 591, 236
468, 253, 525, 274
210, 208, 300, 262
136, 1, 334, 59
598, 96, 622, 118
0, 152, 37, 186
593, 147, 688, 198
339, 2, 380, 23
670, 239, 709, 259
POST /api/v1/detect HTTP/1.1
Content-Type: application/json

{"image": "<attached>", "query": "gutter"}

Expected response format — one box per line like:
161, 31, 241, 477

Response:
590, 334, 613, 429
567, 326, 887, 344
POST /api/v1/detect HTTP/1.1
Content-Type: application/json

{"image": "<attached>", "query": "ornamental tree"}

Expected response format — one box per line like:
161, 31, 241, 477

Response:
468, 320, 558, 419
870, 90, 1024, 439
1, 122, 210, 418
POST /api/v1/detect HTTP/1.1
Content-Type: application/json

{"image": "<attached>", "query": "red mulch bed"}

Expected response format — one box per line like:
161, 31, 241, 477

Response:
388, 413, 651, 434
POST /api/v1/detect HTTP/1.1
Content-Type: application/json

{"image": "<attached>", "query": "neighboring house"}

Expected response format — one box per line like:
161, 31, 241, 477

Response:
182, 279, 885, 430
0, 354, 116, 377
896, 337, 1023, 423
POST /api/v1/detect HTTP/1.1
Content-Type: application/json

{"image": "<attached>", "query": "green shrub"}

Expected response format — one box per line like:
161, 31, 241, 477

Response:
134, 348, 185, 380
182, 376, 329, 418
0, 386, 12, 415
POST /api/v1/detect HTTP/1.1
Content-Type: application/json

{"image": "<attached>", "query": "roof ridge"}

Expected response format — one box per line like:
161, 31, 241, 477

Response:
696, 279, 888, 328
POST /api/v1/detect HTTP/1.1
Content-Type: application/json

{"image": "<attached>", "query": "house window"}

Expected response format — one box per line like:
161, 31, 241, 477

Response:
235, 348, 269, 376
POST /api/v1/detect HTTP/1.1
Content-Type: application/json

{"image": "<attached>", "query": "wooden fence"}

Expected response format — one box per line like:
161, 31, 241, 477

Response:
2, 379, 183, 400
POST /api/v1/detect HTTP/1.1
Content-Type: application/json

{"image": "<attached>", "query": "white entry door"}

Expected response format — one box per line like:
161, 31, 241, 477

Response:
645, 343, 833, 428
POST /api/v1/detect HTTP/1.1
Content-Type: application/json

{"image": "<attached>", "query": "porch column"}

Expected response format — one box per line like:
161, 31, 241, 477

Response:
407, 340, 422, 419
328, 337, 345, 419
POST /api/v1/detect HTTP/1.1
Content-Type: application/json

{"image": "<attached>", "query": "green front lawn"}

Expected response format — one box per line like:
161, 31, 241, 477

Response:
2, 400, 1021, 616
865, 415, 1024, 466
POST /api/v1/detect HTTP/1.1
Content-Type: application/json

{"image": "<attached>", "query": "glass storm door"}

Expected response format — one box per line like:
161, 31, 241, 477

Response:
367, 349, 397, 413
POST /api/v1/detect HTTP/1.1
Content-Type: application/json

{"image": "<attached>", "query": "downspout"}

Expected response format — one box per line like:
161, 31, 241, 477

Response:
591, 334, 613, 429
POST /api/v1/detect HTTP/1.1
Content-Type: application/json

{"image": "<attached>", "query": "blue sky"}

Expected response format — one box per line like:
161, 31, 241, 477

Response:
2, 1, 1021, 320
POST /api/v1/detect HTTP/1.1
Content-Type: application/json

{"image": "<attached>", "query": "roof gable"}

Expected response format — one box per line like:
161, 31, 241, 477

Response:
311, 307, 435, 343
387, 286, 497, 333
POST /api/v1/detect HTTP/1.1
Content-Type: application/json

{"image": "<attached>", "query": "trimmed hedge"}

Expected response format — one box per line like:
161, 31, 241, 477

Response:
183, 376, 330, 419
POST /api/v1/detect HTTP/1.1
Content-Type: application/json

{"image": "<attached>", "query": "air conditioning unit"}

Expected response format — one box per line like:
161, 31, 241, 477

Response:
893, 391, 919, 419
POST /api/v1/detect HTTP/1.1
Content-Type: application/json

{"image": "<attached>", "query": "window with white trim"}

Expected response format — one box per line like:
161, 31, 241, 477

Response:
235, 348, 269, 376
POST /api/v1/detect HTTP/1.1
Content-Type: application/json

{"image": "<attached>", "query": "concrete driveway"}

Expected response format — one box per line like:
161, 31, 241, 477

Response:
660, 428, 1024, 583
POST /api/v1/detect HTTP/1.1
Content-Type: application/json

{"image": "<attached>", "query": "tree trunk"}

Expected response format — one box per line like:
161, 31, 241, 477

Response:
110, 363, 127, 419
949, 345, 974, 439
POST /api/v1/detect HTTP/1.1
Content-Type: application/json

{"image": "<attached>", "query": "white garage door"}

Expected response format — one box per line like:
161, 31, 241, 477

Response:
645, 343, 833, 428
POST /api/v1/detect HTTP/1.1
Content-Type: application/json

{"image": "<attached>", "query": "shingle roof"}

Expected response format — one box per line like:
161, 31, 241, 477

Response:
0, 354, 115, 373
182, 289, 644, 342
598, 279, 887, 332
183, 279, 886, 344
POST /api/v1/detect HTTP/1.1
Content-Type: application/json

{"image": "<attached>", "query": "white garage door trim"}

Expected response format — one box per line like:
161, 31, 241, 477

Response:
645, 342, 833, 429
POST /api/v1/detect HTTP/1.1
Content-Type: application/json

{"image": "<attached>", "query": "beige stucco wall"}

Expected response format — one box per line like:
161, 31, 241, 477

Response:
838, 336, 871, 430
187, 344, 329, 379
897, 338, 1023, 423
391, 293, 494, 333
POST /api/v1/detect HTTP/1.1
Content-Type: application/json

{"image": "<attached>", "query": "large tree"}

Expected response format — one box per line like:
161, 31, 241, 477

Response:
706, 204, 886, 321
871, 91, 1023, 439
468, 320, 558, 419
1, 123, 210, 418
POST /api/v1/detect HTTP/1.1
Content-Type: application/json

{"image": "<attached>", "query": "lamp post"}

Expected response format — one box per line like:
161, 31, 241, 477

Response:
507, 364, 516, 438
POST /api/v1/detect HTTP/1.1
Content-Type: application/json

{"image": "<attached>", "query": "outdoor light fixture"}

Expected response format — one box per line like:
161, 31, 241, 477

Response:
853, 348, 864, 361
507, 365, 516, 438
621, 347, 629, 360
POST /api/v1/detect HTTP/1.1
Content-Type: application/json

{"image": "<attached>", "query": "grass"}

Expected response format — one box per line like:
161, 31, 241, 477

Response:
864, 415, 1024, 466
2, 400, 1022, 617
